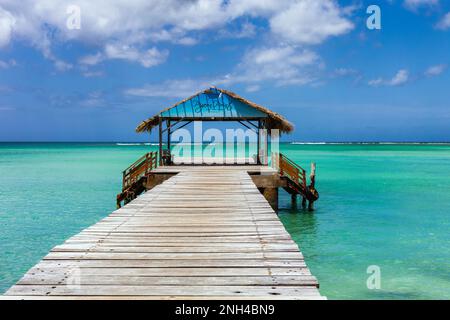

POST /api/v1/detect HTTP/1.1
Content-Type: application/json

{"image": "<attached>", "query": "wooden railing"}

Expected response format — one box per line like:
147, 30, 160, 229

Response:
272, 152, 307, 191
122, 152, 158, 191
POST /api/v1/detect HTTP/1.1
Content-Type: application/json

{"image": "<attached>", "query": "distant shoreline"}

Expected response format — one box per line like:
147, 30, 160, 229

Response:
1, 141, 450, 145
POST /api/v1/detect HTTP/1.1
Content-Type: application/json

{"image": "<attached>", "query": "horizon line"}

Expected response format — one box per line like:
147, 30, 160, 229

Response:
1, 141, 450, 144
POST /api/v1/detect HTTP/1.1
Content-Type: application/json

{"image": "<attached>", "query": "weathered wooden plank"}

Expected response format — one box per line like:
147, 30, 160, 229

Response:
21, 266, 313, 277
17, 275, 318, 287
44, 251, 304, 260
6, 285, 322, 297
2, 295, 326, 300
52, 244, 300, 252
74, 235, 291, 241
4, 165, 323, 300
36, 259, 306, 268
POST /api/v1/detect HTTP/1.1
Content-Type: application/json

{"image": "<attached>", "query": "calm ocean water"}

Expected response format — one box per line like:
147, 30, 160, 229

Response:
0, 142, 449, 299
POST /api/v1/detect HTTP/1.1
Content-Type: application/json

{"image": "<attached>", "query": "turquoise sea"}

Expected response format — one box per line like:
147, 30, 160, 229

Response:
0, 142, 449, 299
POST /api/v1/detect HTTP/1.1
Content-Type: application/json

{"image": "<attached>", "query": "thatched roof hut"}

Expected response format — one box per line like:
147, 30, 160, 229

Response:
136, 87, 293, 134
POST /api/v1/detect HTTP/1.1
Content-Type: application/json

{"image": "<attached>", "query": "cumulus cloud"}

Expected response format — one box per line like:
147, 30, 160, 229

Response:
0, 0, 353, 73
0, 7, 15, 47
126, 45, 321, 97
436, 12, 450, 30
229, 46, 320, 86
270, 0, 354, 45
79, 44, 168, 68
104, 44, 168, 68
369, 69, 410, 87
424, 64, 447, 76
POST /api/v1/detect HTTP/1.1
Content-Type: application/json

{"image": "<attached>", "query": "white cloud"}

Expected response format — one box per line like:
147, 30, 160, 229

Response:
126, 45, 321, 97
404, 0, 439, 11
425, 64, 447, 76
227, 46, 320, 86
79, 45, 168, 68
104, 44, 168, 68
0, 0, 354, 72
0, 7, 15, 47
175, 37, 198, 46
436, 12, 450, 30
369, 69, 410, 87
390, 69, 409, 85
270, 0, 354, 45
226, 0, 291, 17
0, 0, 232, 51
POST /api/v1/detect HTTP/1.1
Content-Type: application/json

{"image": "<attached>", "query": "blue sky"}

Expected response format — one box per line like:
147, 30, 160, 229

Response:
0, 0, 449, 142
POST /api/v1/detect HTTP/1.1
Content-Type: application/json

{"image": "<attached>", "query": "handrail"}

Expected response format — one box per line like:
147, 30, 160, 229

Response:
272, 152, 307, 191
123, 153, 147, 174
122, 152, 158, 191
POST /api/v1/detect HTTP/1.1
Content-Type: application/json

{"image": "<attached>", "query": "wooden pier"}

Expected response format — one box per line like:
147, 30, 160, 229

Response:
4, 87, 322, 299
5, 165, 323, 299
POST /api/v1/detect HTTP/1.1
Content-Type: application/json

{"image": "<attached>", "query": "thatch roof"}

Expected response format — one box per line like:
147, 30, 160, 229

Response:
136, 87, 294, 134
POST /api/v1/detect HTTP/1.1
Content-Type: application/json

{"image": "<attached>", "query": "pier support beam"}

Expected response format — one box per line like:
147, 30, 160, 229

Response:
291, 194, 297, 207
302, 197, 307, 210
259, 187, 278, 212
158, 118, 163, 166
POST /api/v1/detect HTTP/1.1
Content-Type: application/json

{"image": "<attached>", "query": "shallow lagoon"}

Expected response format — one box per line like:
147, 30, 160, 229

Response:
0, 142, 449, 299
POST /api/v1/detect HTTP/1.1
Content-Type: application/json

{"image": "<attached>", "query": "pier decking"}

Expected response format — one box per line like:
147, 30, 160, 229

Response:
5, 166, 323, 300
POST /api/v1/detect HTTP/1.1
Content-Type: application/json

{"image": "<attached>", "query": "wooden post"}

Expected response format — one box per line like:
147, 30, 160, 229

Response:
261, 187, 278, 212
302, 197, 307, 209
259, 128, 268, 165
257, 120, 261, 164
167, 120, 171, 150
308, 162, 316, 211
310, 162, 316, 188
158, 118, 163, 166
308, 199, 314, 211
167, 119, 171, 164
291, 194, 297, 208
264, 129, 269, 165
279, 153, 283, 176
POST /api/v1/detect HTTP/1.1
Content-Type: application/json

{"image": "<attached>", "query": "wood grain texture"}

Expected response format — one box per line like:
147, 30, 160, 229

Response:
4, 165, 323, 300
